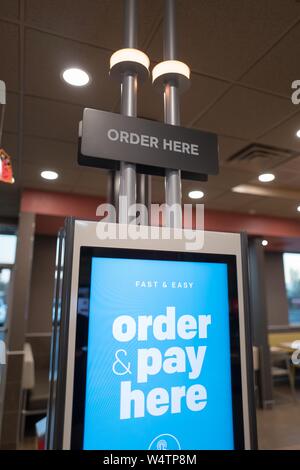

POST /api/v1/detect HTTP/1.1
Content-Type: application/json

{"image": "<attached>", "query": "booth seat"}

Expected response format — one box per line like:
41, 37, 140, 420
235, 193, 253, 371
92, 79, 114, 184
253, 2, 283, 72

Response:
19, 337, 50, 443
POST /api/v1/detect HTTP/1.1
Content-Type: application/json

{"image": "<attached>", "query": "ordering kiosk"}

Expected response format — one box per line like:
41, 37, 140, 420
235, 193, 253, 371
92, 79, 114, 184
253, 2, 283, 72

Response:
46, 219, 257, 450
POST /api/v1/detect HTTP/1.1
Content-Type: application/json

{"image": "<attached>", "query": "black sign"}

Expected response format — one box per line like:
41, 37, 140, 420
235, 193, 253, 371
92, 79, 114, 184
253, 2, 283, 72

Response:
78, 109, 219, 180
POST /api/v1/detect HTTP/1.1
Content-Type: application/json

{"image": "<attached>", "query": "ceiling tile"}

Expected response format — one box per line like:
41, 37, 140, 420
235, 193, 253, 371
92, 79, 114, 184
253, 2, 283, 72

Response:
150, 176, 226, 204
194, 86, 295, 139
205, 190, 264, 212
3, 92, 19, 133
258, 111, 300, 152
206, 166, 257, 190
181, 73, 229, 125
181, 180, 225, 204
0, 21, 19, 91
217, 135, 250, 164
273, 155, 300, 173
73, 167, 109, 197
23, 96, 83, 142
25, 29, 119, 108
138, 72, 229, 126
20, 161, 78, 190
261, 167, 300, 188
148, 0, 300, 80
0, 0, 19, 20
247, 197, 300, 218
25, 0, 163, 51
1, 132, 18, 159
241, 23, 300, 97
22, 136, 78, 169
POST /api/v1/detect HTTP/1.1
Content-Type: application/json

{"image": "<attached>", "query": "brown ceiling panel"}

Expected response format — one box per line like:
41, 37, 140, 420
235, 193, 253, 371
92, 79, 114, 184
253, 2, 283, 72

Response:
272, 155, 300, 174
241, 23, 300, 97
151, 176, 227, 205
194, 86, 295, 140
181, 73, 229, 126
148, 0, 300, 79
138, 72, 229, 126
217, 135, 250, 165
0, 21, 19, 91
245, 196, 300, 218
20, 161, 79, 190
25, 0, 163, 51
181, 182, 225, 205
24, 29, 119, 108
258, 111, 300, 152
1, 132, 18, 159
3, 92, 19, 133
72, 167, 109, 196
268, 167, 300, 188
204, 166, 256, 190
23, 96, 83, 142
0, 0, 19, 20
22, 136, 78, 169
204, 190, 264, 212
2, 1, 300, 219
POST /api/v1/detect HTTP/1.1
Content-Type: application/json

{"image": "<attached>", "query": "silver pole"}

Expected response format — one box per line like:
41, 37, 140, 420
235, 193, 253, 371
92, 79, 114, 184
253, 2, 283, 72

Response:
119, 0, 138, 223
137, 173, 151, 224
164, 0, 182, 228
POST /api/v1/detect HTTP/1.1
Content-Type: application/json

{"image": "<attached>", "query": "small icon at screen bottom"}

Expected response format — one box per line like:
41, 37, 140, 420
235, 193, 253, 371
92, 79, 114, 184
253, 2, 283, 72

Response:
148, 434, 181, 450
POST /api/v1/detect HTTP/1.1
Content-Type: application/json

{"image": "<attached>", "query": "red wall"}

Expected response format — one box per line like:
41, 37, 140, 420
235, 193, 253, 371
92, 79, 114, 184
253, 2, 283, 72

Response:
21, 189, 300, 248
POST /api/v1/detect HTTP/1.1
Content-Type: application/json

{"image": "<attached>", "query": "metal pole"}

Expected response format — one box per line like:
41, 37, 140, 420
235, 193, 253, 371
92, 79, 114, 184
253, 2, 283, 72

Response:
164, 0, 182, 228
119, 0, 138, 223
137, 173, 151, 224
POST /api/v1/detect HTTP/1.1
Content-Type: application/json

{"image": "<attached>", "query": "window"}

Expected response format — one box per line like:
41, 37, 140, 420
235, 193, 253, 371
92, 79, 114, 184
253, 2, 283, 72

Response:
0, 268, 11, 326
0, 234, 17, 264
0, 233, 17, 327
283, 253, 300, 325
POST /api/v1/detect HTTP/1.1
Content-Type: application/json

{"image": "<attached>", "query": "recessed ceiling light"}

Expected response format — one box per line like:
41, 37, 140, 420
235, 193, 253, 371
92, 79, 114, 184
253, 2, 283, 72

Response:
296, 129, 300, 139
188, 190, 204, 200
258, 173, 275, 183
62, 68, 90, 87
262, 239, 268, 247
41, 170, 58, 181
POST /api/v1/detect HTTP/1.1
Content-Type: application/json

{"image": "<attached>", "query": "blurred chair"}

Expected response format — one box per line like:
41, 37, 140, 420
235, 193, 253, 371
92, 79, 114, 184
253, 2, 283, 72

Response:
270, 346, 296, 401
20, 342, 49, 443
253, 346, 260, 406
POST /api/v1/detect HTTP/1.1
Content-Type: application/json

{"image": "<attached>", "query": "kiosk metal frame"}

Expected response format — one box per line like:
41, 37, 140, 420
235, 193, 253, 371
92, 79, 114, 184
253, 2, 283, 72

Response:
46, 219, 257, 450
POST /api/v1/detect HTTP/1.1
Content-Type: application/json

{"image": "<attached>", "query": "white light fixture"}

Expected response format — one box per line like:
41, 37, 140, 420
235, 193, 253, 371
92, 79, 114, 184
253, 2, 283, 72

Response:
261, 239, 268, 247
152, 60, 190, 83
110, 48, 150, 71
296, 129, 300, 139
188, 190, 204, 200
258, 173, 275, 183
297, 205, 300, 212
62, 68, 90, 87
41, 170, 59, 181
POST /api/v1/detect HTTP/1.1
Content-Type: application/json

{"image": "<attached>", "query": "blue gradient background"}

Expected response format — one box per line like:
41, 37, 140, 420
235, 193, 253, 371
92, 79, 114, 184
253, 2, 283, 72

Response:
83, 257, 234, 450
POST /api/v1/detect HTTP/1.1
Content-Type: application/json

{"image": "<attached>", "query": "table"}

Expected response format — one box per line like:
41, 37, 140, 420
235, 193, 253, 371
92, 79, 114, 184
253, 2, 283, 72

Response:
279, 341, 300, 351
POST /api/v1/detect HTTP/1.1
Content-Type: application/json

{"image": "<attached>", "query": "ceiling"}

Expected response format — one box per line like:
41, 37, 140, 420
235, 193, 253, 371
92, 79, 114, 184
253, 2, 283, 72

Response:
1, 0, 300, 219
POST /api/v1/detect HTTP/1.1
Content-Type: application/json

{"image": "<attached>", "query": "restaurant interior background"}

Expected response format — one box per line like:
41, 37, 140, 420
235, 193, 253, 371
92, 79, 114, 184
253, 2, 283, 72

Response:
1, 0, 300, 450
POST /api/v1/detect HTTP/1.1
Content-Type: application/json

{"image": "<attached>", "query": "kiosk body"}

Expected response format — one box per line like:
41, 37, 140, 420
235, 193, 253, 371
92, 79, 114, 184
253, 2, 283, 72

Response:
46, 219, 257, 450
